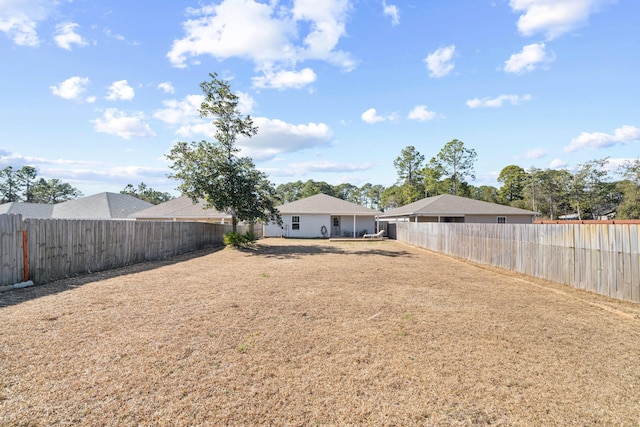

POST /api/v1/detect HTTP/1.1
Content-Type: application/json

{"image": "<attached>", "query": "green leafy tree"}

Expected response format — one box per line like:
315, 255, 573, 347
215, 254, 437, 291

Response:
0, 166, 21, 202
17, 166, 38, 202
166, 73, 280, 232
381, 185, 405, 210
275, 181, 304, 204
536, 169, 572, 219
30, 178, 83, 203
423, 159, 446, 197
360, 183, 385, 210
570, 158, 613, 219
334, 183, 360, 203
393, 146, 425, 203
300, 180, 335, 199
121, 182, 174, 205
616, 158, 640, 219
497, 165, 526, 205
432, 139, 477, 195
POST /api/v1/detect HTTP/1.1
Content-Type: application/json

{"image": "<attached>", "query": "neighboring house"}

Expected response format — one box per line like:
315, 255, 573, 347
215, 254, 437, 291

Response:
130, 196, 231, 224
0, 192, 153, 219
0, 202, 54, 218
379, 194, 537, 224
264, 193, 379, 238
51, 192, 154, 219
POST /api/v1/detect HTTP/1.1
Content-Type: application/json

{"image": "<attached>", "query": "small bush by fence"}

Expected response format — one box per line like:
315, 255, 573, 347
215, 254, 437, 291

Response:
0, 215, 254, 287
396, 222, 640, 303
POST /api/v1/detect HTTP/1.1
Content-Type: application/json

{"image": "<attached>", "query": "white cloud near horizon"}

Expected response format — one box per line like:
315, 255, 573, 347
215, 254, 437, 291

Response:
167, 0, 355, 90
92, 109, 156, 139
288, 160, 374, 174
424, 45, 455, 78
565, 125, 640, 152
106, 80, 135, 101
549, 158, 568, 169
504, 43, 554, 74
50, 76, 91, 101
382, 1, 400, 26
408, 105, 436, 121
466, 94, 532, 108
54, 22, 88, 50
509, 0, 610, 40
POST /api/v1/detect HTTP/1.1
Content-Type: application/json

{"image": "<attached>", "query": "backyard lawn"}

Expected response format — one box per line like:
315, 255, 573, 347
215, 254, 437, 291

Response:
1, 238, 640, 426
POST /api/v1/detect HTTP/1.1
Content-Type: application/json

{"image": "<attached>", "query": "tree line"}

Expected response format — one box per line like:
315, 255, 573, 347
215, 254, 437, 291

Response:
274, 144, 640, 220
0, 166, 83, 204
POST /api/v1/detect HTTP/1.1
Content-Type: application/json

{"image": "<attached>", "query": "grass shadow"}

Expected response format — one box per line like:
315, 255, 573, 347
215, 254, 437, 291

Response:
0, 245, 225, 309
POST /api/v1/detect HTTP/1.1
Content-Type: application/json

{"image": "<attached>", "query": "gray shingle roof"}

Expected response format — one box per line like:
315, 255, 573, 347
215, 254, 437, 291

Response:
130, 196, 230, 219
277, 193, 378, 215
380, 194, 537, 217
0, 202, 54, 218
52, 192, 154, 219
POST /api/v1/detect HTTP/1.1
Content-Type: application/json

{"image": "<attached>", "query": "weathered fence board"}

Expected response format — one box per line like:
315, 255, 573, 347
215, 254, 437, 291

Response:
396, 222, 640, 303
0, 214, 24, 287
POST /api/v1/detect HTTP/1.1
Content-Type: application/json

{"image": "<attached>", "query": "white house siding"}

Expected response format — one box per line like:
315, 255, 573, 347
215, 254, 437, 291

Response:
264, 214, 376, 238
264, 214, 330, 238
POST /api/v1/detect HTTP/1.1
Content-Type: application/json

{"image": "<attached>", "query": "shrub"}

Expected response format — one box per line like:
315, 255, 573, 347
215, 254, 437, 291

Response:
224, 230, 257, 248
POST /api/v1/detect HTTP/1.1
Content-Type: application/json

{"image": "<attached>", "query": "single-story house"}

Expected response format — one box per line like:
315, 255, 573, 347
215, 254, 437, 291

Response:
264, 193, 379, 238
0, 202, 54, 218
0, 192, 153, 219
379, 194, 537, 224
130, 196, 232, 224
51, 192, 154, 219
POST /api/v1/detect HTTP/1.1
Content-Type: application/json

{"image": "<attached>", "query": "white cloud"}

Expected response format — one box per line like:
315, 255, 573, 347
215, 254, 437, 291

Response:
509, 0, 609, 40
54, 22, 87, 50
92, 109, 156, 139
252, 68, 317, 90
504, 43, 554, 74
549, 158, 568, 169
525, 147, 547, 159
407, 105, 436, 121
106, 80, 135, 101
466, 94, 532, 108
240, 117, 334, 161
564, 125, 640, 153
154, 95, 204, 126
167, 0, 354, 89
157, 82, 175, 94
424, 45, 455, 78
0, 0, 55, 47
382, 1, 400, 26
237, 91, 256, 115
361, 108, 391, 124
50, 76, 91, 101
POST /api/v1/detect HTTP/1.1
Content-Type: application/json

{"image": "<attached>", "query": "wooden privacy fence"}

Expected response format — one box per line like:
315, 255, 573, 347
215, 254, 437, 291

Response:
1, 215, 238, 287
396, 222, 640, 303
0, 214, 24, 287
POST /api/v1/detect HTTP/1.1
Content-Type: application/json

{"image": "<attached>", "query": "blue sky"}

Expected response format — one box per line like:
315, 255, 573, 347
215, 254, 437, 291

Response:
1, 0, 639, 197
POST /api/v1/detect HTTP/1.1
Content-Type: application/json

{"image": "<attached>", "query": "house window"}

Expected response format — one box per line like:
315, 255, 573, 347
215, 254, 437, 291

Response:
292, 215, 300, 230
497, 216, 507, 224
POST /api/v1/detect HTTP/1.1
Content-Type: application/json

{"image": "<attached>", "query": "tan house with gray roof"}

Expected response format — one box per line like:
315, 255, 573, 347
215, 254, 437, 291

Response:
379, 194, 536, 224
264, 193, 379, 238
130, 196, 231, 224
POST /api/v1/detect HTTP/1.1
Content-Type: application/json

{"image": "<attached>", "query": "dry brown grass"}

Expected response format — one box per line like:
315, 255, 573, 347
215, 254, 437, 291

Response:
1, 238, 640, 426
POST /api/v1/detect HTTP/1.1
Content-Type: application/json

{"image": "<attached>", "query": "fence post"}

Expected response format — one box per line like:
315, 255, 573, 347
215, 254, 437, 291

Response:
22, 229, 29, 282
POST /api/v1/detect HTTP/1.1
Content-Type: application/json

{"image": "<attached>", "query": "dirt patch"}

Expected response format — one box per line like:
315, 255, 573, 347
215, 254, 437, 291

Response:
1, 238, 640, 426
